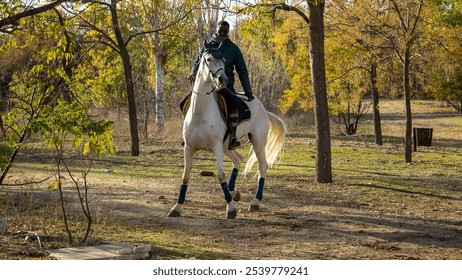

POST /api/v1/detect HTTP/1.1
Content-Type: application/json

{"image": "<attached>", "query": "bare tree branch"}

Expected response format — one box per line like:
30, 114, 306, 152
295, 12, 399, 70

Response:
410, 0, 425, 35
77, 18, 121, 53
125, 6, 196, 46
389, 0, 407, 32
237, 2, 310, 24
0, 0, 67, 31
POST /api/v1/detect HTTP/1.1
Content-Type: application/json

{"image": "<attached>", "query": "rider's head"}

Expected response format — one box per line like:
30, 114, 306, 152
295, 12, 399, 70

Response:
216, 20, 230, 37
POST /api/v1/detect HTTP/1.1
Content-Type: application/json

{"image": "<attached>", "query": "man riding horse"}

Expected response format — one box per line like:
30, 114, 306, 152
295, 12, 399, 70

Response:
189, 20, 254, 150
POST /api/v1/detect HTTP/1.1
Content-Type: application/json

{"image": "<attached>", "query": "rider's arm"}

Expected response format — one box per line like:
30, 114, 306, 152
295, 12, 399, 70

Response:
234, 47, 252, 94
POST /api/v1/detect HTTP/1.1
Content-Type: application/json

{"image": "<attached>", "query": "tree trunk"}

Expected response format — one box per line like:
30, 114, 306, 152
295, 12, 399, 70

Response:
143, 99, 149, 139
371, 63, 383, 145
153, 6, 165, 131
154, 53, 165, 130
308, 2, 332, 183
0, 77, 11, 137
110, 1, 139, 156
388, 0, 423, 163
404, 47, 412, 163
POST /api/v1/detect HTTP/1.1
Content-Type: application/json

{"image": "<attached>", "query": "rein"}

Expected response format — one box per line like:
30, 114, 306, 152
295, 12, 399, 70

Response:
192, 86, 215, 95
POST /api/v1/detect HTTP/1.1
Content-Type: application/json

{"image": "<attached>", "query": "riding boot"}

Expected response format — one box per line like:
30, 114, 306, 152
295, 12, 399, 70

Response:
228, 111, 240, 150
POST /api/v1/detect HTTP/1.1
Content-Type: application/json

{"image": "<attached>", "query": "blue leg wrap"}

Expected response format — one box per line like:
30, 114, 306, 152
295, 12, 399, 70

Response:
177, 184, 188, 204
256, 177, 265, 201
228, 168, 239, 192
220, 182, 232, 203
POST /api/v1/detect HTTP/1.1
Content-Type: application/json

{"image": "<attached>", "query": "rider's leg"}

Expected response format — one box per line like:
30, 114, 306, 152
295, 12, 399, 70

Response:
228, 110, 240, 150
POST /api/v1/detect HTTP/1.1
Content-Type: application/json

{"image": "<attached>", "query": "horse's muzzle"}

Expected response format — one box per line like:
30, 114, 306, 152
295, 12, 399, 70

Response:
216, 73, 228, 89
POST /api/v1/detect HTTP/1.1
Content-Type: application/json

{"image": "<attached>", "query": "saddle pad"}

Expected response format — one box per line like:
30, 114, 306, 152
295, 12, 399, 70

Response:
179, 92, 251, 125
234, 93, 251, 125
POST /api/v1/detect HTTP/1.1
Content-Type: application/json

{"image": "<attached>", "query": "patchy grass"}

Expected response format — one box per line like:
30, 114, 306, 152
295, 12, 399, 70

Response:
1, 100, 461, 260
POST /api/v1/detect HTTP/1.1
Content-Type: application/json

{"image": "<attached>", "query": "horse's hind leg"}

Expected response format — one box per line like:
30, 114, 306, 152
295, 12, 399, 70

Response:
249, 144, 268, 212
168, 146, 195, 217
224, 150, 243, 202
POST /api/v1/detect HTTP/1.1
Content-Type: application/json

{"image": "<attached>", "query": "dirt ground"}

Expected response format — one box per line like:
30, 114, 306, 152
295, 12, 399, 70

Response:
1, 101, 462, 260
1, 140, 461, 260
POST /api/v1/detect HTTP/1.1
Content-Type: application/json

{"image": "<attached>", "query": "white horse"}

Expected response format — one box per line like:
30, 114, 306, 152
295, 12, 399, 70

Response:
168, 48, 287, 219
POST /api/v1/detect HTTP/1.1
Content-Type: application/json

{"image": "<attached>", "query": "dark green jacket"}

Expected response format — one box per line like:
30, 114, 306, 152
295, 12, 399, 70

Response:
191, 37, 252, 94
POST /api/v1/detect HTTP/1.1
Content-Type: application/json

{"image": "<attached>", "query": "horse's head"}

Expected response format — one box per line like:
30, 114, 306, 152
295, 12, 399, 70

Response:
201, 48, 228, 90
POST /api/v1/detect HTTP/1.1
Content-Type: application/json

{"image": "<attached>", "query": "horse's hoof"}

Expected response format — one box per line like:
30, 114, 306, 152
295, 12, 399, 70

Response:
232, 190, 241, 202
227, 210, 237, 219
249, 204, 260, 212
167, 209, 181, 217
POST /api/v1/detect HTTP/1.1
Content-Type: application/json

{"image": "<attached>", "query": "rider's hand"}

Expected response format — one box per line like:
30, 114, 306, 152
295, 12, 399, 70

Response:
245, 92, 254, 101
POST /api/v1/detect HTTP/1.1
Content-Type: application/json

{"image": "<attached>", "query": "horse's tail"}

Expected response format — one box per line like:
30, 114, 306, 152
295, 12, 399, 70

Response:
243, 111, 287, 176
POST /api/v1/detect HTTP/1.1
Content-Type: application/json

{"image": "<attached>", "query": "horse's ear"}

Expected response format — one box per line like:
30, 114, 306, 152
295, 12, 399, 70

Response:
217, 43, 224, 52
204, 39, 211, 49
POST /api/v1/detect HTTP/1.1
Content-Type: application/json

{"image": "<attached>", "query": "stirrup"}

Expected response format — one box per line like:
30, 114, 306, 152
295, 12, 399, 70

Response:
228, 137, 241, 150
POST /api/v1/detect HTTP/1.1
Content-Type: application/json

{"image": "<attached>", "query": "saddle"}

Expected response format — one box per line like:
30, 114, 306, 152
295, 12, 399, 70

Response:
179, 90, 251, 136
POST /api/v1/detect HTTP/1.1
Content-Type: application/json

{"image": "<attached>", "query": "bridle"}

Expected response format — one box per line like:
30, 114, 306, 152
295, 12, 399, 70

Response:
192, 51, 226, 95
204, 57, 225, 79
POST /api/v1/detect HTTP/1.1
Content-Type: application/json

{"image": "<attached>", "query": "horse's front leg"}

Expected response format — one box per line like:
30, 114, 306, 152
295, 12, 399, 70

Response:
224, 150, 243, 202
215, 146, 237, 219
168, 146, 195, 217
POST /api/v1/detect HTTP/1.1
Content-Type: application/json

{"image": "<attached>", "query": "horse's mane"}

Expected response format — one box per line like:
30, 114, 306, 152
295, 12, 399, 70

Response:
203, 48, 224, 61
